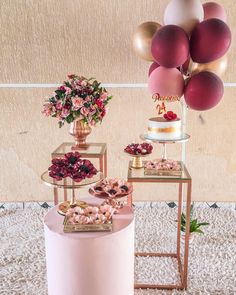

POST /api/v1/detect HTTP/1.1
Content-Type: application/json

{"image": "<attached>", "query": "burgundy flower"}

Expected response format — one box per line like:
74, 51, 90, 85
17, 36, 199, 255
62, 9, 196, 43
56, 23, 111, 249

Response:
48, 152, 97, 183
96, 99, 103, 108
58, 86, 66, 92
51, 158, 66, 167
124, 143, 153, 156
163, 111, 177, 121
64, 152, 81, 165
48, 166, 69, 181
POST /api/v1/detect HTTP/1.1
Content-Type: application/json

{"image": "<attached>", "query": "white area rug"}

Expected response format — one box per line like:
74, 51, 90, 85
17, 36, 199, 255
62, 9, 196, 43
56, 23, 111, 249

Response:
0, 207, 236, 295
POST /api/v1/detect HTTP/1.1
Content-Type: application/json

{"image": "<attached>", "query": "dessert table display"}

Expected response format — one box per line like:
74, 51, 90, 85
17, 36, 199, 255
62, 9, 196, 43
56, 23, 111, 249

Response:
44, 205, 134, 295
51, 142, 107, 205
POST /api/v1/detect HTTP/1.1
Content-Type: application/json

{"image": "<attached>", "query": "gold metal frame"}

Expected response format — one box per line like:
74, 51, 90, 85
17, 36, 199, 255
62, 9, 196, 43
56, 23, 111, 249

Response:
127, 162, 192, 290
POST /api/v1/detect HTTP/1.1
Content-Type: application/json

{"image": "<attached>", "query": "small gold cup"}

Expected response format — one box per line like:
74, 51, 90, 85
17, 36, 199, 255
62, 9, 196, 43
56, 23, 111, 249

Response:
131, 155, 144, 169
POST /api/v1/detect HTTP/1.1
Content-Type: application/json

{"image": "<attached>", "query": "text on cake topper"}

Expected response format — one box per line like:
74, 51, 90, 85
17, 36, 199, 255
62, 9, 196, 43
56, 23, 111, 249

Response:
152, 93, 180, 115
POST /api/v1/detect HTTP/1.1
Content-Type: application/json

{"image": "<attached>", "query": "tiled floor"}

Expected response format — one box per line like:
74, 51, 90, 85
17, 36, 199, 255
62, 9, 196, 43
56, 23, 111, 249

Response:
0, 201, 235, 210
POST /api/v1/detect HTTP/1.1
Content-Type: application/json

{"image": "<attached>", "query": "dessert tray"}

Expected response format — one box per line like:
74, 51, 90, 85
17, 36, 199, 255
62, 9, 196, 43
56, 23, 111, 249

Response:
89, 178, 133, 199
63, 203, 117, 233
144, 159, 183, 177
63, 217, 113, 233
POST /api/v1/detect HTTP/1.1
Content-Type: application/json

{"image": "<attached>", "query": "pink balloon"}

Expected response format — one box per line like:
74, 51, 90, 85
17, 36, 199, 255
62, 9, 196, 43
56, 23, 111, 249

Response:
203, 2, 227, 22
148, 62, 159, 76
184, 71, 224, 111
190, 18, 231, 63
148, 66, 185, 97
151, 25, 189, 68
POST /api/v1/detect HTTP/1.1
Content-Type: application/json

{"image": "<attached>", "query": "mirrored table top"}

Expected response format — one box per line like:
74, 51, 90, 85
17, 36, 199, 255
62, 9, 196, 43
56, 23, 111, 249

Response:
41, 171, 104, 189
52, 142, 107, 157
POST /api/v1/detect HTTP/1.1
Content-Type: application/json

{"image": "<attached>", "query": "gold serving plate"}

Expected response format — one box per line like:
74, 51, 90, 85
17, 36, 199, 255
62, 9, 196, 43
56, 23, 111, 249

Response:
63, 217, 113, 233
144, 169, 183, 177
58, 200, 88, 216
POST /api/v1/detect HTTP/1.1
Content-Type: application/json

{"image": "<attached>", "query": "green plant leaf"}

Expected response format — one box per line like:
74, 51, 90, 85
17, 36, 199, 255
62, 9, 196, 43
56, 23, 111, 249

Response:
198, 222, 210, 226
194, 229, 204, 234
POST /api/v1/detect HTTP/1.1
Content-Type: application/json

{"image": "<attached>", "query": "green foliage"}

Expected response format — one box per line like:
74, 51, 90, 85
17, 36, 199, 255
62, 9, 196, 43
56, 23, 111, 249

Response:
179, 204, 209, 234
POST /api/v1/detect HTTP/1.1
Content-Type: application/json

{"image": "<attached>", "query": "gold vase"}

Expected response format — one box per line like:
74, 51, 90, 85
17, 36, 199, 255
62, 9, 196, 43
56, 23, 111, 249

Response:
131, 156, 144, 169
69, 119, 91, 149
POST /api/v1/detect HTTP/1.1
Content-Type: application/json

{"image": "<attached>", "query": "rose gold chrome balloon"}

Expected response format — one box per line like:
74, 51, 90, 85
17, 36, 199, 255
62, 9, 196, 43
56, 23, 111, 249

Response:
132, 22, 161, 61
188, 55, 228, 78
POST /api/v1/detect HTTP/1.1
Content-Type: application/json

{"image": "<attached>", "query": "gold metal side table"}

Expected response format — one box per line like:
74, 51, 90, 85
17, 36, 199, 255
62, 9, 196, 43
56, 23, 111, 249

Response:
51, 142, 107, 205
127, 161, 192, 290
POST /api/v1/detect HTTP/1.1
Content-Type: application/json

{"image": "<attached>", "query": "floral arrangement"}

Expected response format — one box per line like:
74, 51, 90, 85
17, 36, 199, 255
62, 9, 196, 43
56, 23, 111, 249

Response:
42, 74, 112, 127
145, 159, 181, 171
124, 142, 153, 156
90, 178, 133, 198
163, 111, 177, 121
66, 204, 116, 225
48, 152, 97, 182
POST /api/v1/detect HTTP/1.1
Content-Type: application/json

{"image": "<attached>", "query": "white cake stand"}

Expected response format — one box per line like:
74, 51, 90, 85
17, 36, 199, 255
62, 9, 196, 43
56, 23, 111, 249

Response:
140, 133, 190, 160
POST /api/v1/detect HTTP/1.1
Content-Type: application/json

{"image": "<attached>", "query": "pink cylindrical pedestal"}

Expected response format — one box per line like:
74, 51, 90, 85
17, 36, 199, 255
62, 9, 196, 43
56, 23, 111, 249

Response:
44, 206, 134, 295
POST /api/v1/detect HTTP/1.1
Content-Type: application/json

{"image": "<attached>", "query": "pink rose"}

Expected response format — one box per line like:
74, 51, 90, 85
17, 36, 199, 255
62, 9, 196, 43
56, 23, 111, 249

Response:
84, 95, 92, 103
81, 80, 87, 87
80, 107, 89, 116
72, 96, 83, 111
61, 108, 70, 118
65, 87, 72, 95
42, 103, 53, 116
89, 106, 96, 116
100, 92, 108, 101
56, 101, 63, 110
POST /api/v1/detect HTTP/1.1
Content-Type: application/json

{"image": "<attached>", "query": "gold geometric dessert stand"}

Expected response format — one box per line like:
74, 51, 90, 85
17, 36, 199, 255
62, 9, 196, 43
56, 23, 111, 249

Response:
128, 161, 192, 290
128, 134, 192, 290
41, 171, 104, 215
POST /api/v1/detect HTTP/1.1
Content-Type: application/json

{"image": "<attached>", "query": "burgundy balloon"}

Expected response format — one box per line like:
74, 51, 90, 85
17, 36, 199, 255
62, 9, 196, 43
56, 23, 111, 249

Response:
151, 25, 189, 68
184, 71, 224, 111
190, 18, 231, 63
148, 62, 159, 76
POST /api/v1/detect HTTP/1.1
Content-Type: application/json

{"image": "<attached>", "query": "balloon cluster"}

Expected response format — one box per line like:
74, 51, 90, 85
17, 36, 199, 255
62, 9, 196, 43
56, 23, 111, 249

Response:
133, 1, 231, 111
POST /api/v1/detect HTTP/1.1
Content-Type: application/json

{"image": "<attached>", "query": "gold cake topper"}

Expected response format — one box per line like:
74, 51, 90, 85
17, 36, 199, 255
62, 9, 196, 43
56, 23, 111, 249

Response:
152, 93, 180, 115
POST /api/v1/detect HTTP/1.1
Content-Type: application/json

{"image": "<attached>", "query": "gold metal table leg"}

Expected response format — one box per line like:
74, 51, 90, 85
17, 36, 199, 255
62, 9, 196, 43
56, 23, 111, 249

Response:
104, 149, 107, 177
134, 180, 191, 290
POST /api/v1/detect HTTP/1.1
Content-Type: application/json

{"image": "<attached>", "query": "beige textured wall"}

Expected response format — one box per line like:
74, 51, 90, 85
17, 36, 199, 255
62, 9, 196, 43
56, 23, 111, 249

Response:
0, 0, 235, 202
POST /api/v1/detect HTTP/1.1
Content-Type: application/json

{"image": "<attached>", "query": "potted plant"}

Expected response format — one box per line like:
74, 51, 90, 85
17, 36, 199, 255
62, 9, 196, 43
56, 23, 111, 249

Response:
178, 204, 209, 242
42, 74, 112, 148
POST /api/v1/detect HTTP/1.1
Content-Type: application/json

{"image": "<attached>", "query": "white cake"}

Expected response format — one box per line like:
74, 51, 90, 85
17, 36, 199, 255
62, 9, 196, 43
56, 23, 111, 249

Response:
148, 117, 182, 140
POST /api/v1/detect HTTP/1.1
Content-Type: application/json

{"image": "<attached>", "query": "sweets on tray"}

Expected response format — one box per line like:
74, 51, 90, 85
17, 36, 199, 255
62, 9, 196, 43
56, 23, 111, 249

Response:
124, 142, 153, 155
90, 178, 133, 198
65, 203, 116, 225
145, 159, 182, 176
48, 152, 97, 182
